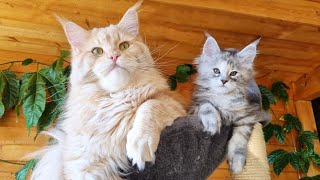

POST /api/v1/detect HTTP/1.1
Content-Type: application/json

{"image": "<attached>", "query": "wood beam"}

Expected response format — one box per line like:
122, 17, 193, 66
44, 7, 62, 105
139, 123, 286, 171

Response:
295, 100, 320, 177
151, 0, 320, 27
294, 66, 320, 101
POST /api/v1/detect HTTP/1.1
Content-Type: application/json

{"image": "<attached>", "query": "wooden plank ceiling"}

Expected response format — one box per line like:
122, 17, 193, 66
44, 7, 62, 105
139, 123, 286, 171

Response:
0, 0, 320, 85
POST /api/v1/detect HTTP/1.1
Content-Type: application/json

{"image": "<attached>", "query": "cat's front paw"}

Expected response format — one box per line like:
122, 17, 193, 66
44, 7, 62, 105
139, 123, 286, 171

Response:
201, 117, 220, 135
126, 128, 159, 171
228, 154, 246, 174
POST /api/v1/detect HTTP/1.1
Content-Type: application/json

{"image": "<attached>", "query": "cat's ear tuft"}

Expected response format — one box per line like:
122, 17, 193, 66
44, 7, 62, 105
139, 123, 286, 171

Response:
202, 33, 221, 58
56, 15, 89, 49
118, 0, 143, 37
238, 37, 260, 65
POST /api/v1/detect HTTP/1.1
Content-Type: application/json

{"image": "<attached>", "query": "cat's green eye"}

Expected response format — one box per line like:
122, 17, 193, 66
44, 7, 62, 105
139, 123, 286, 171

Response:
119, 41, 130, 50
92, 47, 104, 55
213, 68, 220, 74
230, 71, 238, 76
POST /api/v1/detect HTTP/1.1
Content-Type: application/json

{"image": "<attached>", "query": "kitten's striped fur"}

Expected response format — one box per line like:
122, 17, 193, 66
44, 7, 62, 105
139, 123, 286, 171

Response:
189, 35, 271, 174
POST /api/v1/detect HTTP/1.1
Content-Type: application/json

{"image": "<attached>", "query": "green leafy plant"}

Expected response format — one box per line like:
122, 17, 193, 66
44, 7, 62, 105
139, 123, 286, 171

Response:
167, 64, 196, 90
261, 82, 320, 179
0, 51, 70, 179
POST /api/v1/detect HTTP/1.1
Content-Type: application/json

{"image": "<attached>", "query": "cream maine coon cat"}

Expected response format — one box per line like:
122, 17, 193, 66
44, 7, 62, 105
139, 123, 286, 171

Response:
29, 1, 185, 179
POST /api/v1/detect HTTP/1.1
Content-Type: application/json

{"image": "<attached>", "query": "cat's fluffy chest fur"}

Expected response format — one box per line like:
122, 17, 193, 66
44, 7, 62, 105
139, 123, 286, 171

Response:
208, 88, 255, 123
59, 82, 183, 179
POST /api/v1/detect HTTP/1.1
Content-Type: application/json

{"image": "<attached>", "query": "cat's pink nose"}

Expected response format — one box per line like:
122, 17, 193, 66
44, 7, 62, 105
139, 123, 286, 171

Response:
110, 55, 119, 62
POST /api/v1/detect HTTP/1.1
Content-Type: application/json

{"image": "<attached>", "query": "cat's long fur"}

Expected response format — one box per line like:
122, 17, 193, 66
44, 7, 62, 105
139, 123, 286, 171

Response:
29, 1, 185, 179
189, 34, 271, 174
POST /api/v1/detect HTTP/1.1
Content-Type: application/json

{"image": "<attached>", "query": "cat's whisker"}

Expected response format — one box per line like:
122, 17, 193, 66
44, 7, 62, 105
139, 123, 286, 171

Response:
46, 88, 68, 100
154, 43, 180, 62
45, 81, 69, 89
49, 96, 67, 115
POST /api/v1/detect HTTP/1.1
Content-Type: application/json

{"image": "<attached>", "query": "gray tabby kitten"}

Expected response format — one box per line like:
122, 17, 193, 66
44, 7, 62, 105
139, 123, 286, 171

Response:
189, 34, 271, 174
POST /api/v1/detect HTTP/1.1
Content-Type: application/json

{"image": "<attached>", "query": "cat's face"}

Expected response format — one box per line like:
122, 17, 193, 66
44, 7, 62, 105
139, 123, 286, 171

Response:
59, 1, 153, 92
196, 35, 260, 93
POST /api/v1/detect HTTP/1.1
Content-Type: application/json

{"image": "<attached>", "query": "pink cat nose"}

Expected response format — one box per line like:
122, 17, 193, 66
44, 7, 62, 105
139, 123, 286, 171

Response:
109, 55, 119, 62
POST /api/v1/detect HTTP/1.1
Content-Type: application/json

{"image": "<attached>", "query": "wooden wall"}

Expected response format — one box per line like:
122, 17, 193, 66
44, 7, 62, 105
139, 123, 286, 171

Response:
1, 0, 320, 179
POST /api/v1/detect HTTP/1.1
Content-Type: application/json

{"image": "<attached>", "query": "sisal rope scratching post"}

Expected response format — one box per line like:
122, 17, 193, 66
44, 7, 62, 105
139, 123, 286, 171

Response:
232, 123, 270, 180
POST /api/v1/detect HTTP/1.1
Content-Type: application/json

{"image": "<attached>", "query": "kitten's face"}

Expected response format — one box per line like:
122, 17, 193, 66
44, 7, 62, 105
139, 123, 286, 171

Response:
59, 1, 152, 92
197, 35, 260, 93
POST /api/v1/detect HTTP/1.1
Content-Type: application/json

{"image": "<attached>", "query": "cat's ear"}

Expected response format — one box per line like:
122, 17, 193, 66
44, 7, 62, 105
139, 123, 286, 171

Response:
238, 38, 261, 64
202, 33, 220, 58
118, 0, 143, 37
56, 15, 89, 49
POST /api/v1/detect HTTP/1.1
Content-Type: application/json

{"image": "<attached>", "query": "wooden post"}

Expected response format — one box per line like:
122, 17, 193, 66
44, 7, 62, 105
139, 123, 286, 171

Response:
295, 100, 320, 176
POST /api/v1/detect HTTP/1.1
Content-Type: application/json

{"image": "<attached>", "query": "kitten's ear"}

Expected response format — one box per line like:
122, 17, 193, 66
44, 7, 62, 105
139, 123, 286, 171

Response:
56, 15, 89, 49
118, 0, 143, 37
202, 33, 220, 58
238, 38, 261, 64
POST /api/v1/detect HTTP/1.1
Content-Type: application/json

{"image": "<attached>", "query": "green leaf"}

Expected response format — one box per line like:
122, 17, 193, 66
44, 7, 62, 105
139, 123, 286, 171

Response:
21, 58, 34, 66
37, 102, 60, 135
268, 149, 287, 164
268, 149, 290, 175
0, 73, 6, 118
39, 68, 66, 105
310, 153, 320, 166
290, 151, 300, 170
22, 73, 46, 131
64, 65, 71, 78
283, 114, 302, 133
49, 59, 64, 80
185, 64, 197, 75
175, 65, 191, 83
15, 159, 37, 180
259, 85, 276, 110
273, 124, 285, 144
168, 75, 177, 91
263, 123, 274, 142
300, 175, 320, 180
60, 50, 70, 59
298, 131, 319, 151
271, 81, 289, 103
299, 152, 310, 174
18, 73, 36, 106
1, 70, 19, 110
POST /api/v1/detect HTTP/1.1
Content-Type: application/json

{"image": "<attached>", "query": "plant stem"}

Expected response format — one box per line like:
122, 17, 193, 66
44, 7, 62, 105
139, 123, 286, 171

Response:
0, 60, 50, 67
0, 159, 25, 165
62, 59, 70, 64
270, 107, 279, 120
0, 61, 25, 66
6, 62, 14, 70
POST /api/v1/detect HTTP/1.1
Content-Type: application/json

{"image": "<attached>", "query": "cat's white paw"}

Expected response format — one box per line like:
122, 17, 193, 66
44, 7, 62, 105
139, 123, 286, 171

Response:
201, 117, 220, 135
126, 128, 159, 171
228, 154, 246, 174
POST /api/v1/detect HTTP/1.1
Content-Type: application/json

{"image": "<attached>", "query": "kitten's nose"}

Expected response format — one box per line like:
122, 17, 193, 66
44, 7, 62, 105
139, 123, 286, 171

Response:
221, 79, 228, 85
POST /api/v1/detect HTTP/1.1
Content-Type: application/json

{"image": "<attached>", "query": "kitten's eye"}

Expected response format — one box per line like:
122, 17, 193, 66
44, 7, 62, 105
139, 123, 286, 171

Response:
119, 41, 130, 50
230, 71, 238, 76
92, 47, 104, 55
213, 68, 220, 74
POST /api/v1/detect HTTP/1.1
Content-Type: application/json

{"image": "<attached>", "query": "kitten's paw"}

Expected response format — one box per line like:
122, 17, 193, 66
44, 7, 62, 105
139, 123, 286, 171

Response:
201, 118, 220, 135
228, 155, 246, 174
126, 129, 159, 171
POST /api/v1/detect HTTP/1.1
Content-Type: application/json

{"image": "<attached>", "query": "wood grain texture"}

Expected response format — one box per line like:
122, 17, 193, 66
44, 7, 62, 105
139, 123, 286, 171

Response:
295, 100, 320, 177
294, 66, 320, 100
1, 0, 320, 179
